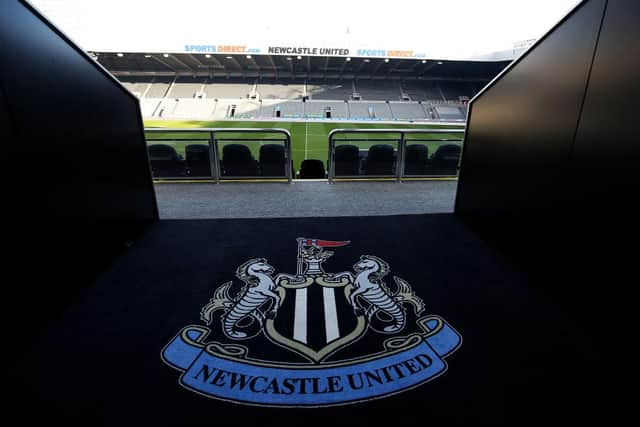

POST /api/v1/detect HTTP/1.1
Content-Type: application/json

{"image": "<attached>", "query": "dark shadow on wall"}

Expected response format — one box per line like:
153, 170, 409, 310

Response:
0, 0, 158, 358
456, 2, 637, 417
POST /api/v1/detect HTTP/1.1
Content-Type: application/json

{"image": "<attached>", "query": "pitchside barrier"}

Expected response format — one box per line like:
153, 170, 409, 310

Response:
328, 129, 465, 182
144, 128, 464, 183
144, 128, 293, 183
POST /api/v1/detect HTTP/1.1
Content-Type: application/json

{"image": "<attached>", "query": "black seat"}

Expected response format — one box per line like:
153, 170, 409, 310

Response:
334, 145, 360, 176
365, 144, 395, 175
221, 144, 259, 177
404, 144, 429, 175
430, 144, 461, 175
147, 144, 186, 177
185, 144, 211, 177
298, 159, 325, 179
259, 144, 286, 177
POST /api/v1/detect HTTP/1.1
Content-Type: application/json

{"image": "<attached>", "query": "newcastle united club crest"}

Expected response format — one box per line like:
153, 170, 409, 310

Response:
161, 238, 462, 406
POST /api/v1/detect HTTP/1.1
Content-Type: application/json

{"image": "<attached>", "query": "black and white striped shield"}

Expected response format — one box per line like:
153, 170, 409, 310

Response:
265, 276, 366, 363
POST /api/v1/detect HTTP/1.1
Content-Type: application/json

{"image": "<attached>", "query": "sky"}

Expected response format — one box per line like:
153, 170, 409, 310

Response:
30, 0, 580, 60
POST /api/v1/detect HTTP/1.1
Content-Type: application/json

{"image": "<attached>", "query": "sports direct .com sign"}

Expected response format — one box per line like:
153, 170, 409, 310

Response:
183, 44, 427, 59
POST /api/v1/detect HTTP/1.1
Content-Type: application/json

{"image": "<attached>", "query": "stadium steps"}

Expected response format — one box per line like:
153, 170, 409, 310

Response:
164, 76, 177, 98
141, 80, 153, 98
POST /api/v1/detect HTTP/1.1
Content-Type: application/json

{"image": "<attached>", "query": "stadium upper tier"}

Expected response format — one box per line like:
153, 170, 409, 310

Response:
138, 98, 465, 121
120, 76, 478, 102
127, 77, 473, 121
101, 52, 508, 121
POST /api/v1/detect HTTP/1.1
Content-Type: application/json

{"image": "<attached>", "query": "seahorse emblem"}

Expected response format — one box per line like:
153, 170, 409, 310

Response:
338, 255, 425, 334
200, 242, 425, 354
201, 258, 305, 339
201, 258, 280, 339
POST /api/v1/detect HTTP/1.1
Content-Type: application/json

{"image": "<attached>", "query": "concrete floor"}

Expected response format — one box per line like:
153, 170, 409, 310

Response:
154, 180, 458, 219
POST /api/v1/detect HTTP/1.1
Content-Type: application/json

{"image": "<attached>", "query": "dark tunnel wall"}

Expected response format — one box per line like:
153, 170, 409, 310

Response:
0, 0, 157, 223
569, 0, 640, 205
0, 0, 158, 353
455, 0, 607, 214
455, 0, 638, 353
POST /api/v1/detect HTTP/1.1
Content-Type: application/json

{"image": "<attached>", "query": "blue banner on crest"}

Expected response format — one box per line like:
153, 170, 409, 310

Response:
162, 317, 461, 406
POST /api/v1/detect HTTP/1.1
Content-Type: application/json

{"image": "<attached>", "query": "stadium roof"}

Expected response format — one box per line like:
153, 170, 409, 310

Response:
32, 0, 579, 62
96, 52, 508, 81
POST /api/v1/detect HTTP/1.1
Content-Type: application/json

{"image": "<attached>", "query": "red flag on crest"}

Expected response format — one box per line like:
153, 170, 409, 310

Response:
298, 238, 350, 248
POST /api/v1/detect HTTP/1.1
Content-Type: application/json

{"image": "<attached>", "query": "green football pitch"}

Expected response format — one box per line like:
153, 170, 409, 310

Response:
144, 120, 465, 172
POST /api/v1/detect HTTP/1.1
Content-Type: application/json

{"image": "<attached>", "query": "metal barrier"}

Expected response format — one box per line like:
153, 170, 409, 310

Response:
327, 128, 465, 183
144, 128, 292, 183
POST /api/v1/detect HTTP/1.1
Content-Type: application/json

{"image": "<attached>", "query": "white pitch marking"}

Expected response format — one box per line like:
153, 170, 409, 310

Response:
304, 121, 309, 159
323, 287, 340, 343
293, 288, 308, 343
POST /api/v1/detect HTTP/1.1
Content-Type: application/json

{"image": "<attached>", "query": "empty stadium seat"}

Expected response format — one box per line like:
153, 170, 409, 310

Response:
307, 81, 354, 100
185, 144, 212, 177
430, 144, 461, 175
401, 81, 443, 101
147, 144, 186, 178
354, 80, 402, 101
221, 144, 260, 177
404, 144, 429, 175
364, 144, 396, 175
170, 77, 205, 98
203, 79, 253, 99
434, 105, 466, 121
347, 102, 393, 120
298, 159, 326, 179
145, 77, 173, 98
256, 79, 305, 99
439, 81, 475, 102
389, 102, 428, 120
304, 101, 348, 119
333, 145, 360, 176
259, 144, 286, 177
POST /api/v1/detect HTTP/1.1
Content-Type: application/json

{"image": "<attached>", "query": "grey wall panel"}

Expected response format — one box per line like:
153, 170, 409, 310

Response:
569, 0, 640, 207
456, 0, 606, 215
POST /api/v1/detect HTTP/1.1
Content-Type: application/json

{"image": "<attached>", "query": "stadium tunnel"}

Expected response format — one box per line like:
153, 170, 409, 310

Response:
0, 0, 635, 424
